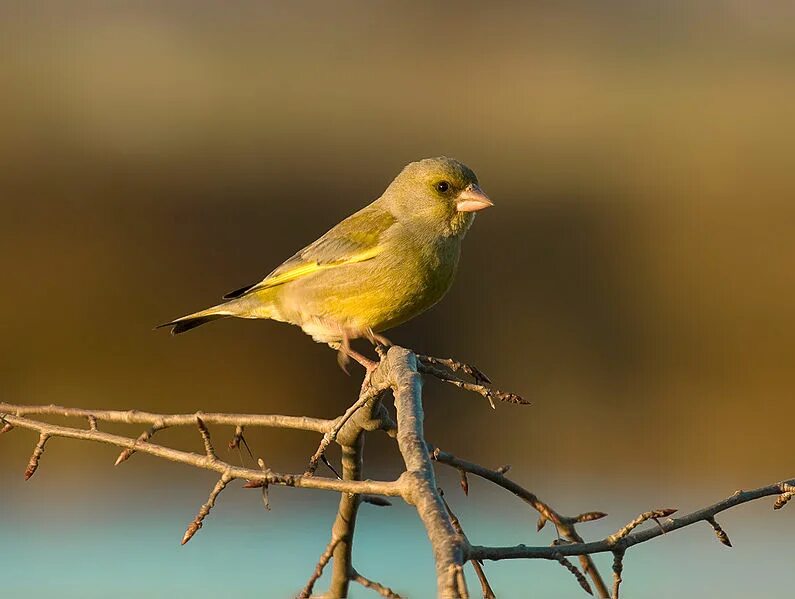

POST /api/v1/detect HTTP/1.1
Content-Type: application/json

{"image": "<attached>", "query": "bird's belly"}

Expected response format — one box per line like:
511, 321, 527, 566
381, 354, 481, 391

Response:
280, 244, 459, 342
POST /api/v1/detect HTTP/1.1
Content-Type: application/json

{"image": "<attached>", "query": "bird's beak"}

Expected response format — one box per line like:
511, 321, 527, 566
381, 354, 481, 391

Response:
456, 184, 494, 212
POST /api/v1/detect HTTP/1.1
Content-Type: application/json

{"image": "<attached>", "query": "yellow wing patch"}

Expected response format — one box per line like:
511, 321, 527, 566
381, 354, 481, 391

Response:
253, 245, 383, 291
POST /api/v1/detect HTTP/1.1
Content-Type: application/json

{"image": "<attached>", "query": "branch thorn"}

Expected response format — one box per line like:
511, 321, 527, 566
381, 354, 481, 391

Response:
24, 433, 50, 480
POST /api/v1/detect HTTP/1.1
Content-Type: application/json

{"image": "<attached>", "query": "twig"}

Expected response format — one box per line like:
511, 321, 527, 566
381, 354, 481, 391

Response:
417, 355, 492, 385
551, 551, 593, 596
24, 433, 50, 480
195, 417, 217, 459
115, 421, 166, 465
705, 516, 732, 547
440, 490, 495, 599
468, 478, 795, 562
228, 425, 245, 450
417, 361, 528, 408
773, 484, 794, 510
326, 405, 369, 596
305, 373, 385, 475
352, 570, 403, 598
3, 413, 403, 497
298, 536, 342, 598
0, 403, 331, 432
0, 414, 13, 435
431, 447, 609, 597
3, 347, 792, 598
606, 509, 677, 544
317, 353, 391, 598
611, 549, 624, 599
182, 472, 232, 545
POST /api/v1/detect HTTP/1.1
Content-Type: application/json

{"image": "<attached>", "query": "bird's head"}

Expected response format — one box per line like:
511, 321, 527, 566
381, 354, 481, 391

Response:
382, 157, 493, 237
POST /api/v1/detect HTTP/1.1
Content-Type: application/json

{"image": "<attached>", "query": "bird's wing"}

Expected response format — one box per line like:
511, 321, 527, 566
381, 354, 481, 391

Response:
223, 204, 397, 299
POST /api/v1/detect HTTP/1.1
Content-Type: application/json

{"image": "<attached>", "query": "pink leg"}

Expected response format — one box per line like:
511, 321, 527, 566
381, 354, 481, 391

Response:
365, 328, 392, 348
331, 334, 376, 372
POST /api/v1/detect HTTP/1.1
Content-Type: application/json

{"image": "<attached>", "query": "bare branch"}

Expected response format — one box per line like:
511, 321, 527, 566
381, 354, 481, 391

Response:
115, 421, 166, 465
24, 433, 50, 480
431, 447, 609, 597
305, 354, 394, 598
384, 347, 468, 597
551, 551, 593, 596
0, 403, 331, 432
326, 376, 382, 597
352, 570, 403, 598
611, 549, 625, 599
440, 490, 495, 599
305, 373, 386, 475
182, 472, 233, 545
417, 361, 528, 408
195, 417, 217, 459
468, 478, 795, 563
2, 413, 403, 498
606, 509, 677, 544
298, 536, 342, 598
417, 355, 492, 385
2, 347, 791, 599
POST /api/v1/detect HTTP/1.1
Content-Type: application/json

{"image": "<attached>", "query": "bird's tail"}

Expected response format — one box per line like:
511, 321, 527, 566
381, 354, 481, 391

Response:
157, 288, 278, 335
156, 304, 231, 335
157, 296, 260, 335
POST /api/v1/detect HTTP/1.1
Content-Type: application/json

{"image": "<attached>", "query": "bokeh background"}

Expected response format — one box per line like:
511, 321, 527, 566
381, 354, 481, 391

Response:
1, 2, 793, 597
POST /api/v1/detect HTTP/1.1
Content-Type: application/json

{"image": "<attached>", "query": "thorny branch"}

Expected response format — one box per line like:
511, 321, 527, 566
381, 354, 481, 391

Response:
430, 447, 610, 597
1, 347, 792, 598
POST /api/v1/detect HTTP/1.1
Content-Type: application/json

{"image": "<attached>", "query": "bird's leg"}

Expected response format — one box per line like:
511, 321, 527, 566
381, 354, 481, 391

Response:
365, 328, 392, 350
329, 336, 377, 372
336, 334, 352, 374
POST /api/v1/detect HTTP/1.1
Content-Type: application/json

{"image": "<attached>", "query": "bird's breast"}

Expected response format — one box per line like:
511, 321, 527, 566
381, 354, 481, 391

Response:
281, 235, 462, 340
351, 235, 461, 332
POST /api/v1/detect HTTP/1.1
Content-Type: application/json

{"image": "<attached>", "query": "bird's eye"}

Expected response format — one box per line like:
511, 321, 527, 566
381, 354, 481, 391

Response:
435, 181, 450, 193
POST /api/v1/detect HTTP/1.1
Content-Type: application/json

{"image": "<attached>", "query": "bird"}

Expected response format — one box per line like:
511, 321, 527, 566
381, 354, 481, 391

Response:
157, 157, 493, 363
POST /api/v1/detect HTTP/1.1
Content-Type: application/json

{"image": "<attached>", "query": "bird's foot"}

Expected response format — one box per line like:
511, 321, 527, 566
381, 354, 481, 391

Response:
365, 328, 392, 349
330, 338, 377, 373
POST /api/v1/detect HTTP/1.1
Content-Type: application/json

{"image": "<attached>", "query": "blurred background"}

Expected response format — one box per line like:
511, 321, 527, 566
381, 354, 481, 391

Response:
1, 1, 793, 597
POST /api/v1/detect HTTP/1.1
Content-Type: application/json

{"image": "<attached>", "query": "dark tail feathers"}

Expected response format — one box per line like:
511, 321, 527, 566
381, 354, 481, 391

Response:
156, 314, 229, 335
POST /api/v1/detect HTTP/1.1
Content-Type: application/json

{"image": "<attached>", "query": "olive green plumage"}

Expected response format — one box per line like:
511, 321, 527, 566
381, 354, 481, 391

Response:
158, 157, 493, 342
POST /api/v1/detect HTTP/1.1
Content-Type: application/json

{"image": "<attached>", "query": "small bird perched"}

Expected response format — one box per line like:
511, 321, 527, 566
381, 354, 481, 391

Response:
158, 157, 493, 360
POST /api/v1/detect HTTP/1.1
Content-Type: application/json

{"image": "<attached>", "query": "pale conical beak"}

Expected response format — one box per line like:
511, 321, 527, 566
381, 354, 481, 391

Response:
456, 184, 494, 212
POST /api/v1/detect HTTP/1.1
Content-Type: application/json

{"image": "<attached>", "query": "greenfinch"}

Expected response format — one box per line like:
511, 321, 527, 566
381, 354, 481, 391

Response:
158, 157, 493, 349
